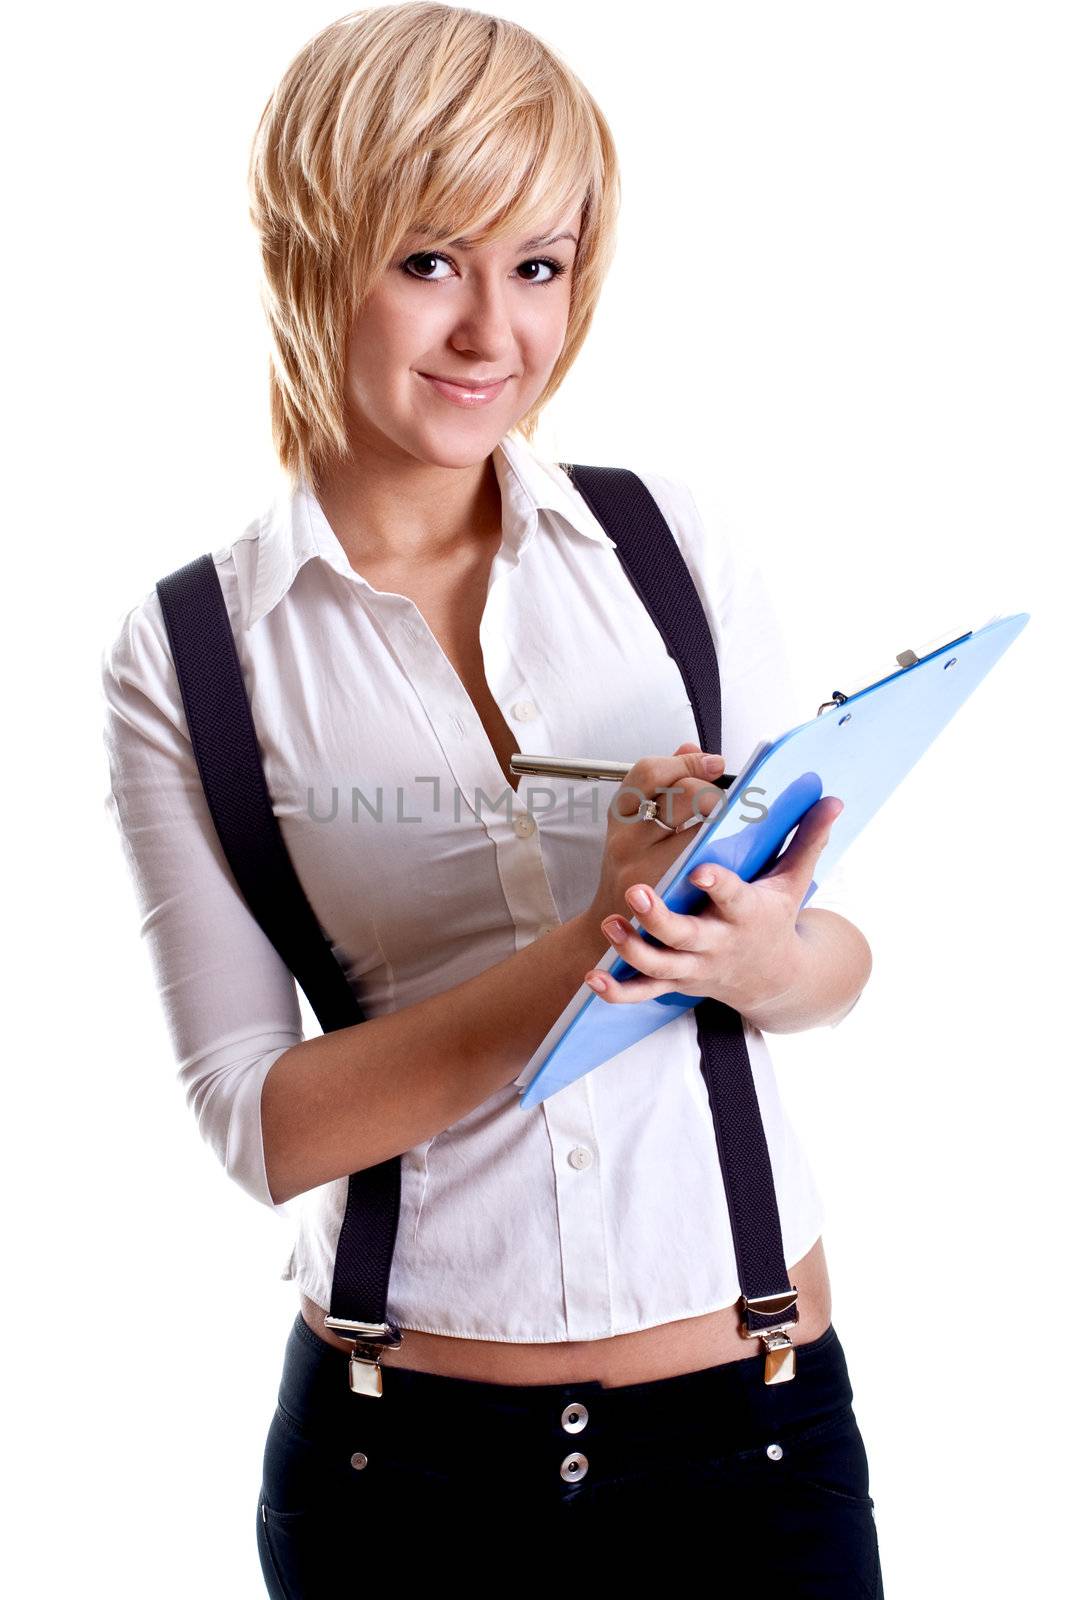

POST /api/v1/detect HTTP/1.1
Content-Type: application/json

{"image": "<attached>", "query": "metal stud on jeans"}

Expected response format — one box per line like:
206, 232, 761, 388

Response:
560, 1451, 589, 1482
561, 1401, 589, 1434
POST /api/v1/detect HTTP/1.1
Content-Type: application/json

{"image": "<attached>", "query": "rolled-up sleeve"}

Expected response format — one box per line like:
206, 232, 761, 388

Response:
100, 588, 304, 1212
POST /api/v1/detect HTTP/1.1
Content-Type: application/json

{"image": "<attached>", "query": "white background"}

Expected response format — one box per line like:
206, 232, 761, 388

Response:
5, 1, 1062, 1592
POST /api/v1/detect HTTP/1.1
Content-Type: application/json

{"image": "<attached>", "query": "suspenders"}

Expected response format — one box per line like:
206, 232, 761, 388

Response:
155, 465, 801, 1394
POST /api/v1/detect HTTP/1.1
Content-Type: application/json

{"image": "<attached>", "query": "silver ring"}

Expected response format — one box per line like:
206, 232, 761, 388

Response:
637, 797, 676, 832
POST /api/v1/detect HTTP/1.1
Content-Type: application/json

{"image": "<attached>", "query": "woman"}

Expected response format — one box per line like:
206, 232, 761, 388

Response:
101, 4, 883, 1592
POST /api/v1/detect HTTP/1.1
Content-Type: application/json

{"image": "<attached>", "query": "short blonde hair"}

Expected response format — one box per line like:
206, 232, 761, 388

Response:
247, 3, 622, 488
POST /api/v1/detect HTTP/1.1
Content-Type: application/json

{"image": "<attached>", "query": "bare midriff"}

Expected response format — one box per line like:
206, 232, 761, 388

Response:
298, 1235, 831, 1388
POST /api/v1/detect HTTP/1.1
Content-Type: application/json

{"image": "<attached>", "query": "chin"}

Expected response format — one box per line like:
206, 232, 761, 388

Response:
408, 422, 510, 467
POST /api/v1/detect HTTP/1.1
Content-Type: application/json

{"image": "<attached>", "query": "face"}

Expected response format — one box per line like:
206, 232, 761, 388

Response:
339, 205, 582, 467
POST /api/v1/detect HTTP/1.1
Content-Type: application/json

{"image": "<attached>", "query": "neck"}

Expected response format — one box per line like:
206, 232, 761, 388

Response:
312, 447, 503, 570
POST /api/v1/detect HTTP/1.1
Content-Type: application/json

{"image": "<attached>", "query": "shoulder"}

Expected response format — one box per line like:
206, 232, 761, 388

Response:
98, 525, 253, 722
99, 581, 175, 709
626, 465, 704, 553
614, 461, 746, 625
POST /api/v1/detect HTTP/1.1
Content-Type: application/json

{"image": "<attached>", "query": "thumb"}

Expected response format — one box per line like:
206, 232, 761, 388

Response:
763, 795, 844, 895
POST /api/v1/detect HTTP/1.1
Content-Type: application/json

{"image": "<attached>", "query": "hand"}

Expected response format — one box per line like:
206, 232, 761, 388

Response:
584, 742, 728, 933
585, 789, 845, 1018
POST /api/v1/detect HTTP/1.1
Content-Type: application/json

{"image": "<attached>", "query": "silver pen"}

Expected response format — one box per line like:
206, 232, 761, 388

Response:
509, 753, 736, 791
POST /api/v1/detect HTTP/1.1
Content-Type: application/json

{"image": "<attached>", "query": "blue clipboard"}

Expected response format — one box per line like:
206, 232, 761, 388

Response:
514, 611, 1030, 1109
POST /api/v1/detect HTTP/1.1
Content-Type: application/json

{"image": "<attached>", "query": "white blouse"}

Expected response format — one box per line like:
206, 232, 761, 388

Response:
99, 429, 859, 1343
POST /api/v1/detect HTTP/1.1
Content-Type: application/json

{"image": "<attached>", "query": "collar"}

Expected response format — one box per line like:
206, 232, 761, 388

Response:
245, 430, 616, 629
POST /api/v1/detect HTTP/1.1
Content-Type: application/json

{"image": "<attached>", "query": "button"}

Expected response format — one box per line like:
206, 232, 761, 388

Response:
513, 815, 536, 837
560, 1451, 589, 1482
567, 1146, 593, 1170
766, 1442, 783, 1461
561, 1402, 589, 1434
535, 923, 555, 938
512, 701, 538, 721
350, 1451, 369, 1469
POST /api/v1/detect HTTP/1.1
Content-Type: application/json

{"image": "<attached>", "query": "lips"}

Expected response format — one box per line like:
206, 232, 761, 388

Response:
418, 372, 511, 406
421, 373, 509, 389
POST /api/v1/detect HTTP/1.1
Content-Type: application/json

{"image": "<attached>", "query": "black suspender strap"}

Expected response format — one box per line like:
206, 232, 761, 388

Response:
564, 465, 800, 1383
155, 557, 368, 1033
156, 557, 405, 1389
155, 464, 799, 1395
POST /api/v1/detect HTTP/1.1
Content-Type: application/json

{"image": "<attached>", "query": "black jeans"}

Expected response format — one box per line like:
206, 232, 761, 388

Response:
256, 1311, 885, 1594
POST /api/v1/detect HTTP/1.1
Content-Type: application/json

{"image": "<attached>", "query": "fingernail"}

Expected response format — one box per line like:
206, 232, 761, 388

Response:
701, 755, 722, 776
628, 888, 651, 912
586, 973, 607, 992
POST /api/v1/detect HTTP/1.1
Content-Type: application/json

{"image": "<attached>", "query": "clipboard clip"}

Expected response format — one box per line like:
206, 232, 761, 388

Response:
818, 646, 917, 713
816, 628, 973, 716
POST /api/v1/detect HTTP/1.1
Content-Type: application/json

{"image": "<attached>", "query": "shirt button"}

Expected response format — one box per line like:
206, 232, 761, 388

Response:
568, 1146, 593, 1170
560, 1451, 589, 1482
536, 923, 555, 938
561, 1402, 589, 1433
513, 815, 536, 838
350, 1451, 369, 1469
512, 700, 537, 721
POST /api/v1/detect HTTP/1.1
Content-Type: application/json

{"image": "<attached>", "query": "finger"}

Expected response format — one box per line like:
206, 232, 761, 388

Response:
599, 910, 709, 977
615, 881, 724, 950
642, 776, 726, 831
584, 965, 679, 1005
762, 796, 843, 892
615, 772, 726, 830
615, 751, 726, 819
686, 860, 748, 919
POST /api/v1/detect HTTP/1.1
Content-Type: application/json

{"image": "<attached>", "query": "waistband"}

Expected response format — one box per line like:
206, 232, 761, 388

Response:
277, 1311, 854, 1457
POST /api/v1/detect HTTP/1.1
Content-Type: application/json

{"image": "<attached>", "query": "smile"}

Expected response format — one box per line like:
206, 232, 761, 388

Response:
417, 372, 511, 406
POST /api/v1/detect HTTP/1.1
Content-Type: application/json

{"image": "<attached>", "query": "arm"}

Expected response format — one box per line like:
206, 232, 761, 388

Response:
101, 590, 611, 1212
261, 909, 608, 1205
583, 779, 873, 1032
740, 907, 872, 1034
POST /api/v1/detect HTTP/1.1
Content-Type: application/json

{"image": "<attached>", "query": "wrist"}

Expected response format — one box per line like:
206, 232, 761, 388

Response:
573, 905, 613, 960
743, 913, 869, 1034
737, 932, 814, 1033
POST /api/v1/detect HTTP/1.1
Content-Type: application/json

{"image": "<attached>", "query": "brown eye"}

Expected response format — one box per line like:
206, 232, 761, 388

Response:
516, 258, 567, 285
401, 252, 568, 286
403, 252, 450, 281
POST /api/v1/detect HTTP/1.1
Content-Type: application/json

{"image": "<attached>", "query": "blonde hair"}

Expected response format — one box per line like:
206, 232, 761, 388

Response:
247, 3, 621, 488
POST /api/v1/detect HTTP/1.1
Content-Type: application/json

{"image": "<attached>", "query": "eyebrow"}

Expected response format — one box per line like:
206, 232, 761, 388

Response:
410, 230, 578, 252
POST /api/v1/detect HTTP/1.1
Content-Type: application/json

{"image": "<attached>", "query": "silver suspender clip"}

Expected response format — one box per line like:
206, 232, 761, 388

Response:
738, 1287, 800, 1384
322, 1315, 405, 1398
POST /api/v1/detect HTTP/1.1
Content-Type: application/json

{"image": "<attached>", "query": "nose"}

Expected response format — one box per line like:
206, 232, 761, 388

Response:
448, 270, 518, 351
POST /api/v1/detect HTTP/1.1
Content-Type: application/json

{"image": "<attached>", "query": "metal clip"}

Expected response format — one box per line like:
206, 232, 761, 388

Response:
738, 1287, 799, 1385
758, 1327, 798, 1384
322, 1315, 405, 1398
